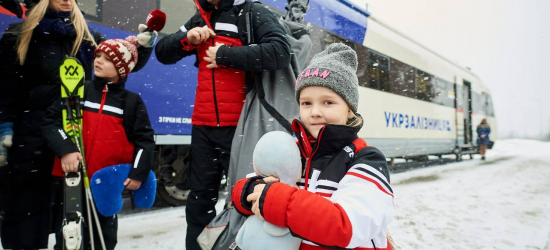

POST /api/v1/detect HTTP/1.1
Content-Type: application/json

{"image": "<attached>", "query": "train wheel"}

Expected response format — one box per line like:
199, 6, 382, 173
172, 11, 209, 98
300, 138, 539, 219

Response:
157, 181, 190, 206
454, 147, 462, 162
155, 145, 191, 206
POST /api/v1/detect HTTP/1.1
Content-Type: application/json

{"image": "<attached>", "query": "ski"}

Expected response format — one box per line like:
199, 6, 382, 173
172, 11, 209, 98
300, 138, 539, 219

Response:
59, 57, 86, 250
60, 57, 107, 250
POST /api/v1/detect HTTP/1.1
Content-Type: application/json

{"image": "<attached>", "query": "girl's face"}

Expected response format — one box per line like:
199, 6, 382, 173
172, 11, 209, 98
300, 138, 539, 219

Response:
299, 86, 352, 139
49, 0, 72, 12
94, 51, 120, 83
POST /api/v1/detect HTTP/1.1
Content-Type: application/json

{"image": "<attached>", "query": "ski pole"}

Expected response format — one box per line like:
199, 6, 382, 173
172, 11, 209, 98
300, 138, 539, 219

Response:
86, 187, 107, 250
74, 118, 107, 250
68, 120, 97, 250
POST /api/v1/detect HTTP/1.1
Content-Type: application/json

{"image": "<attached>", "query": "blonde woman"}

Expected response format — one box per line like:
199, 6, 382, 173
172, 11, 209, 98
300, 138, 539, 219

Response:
0, 0, 153, 249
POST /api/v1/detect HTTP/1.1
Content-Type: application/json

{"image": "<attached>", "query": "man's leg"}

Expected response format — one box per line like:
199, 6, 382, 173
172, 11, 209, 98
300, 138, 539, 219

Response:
185, 126, 226, 250
214, 126, 236, 191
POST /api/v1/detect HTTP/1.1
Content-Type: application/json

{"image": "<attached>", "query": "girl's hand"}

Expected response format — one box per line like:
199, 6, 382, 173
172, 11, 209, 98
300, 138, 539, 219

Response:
263, 176, 279, 183
61, 152, 82, 173
246, 176, 279, 219
124, 178, 142, 190
247, 186, 265, 220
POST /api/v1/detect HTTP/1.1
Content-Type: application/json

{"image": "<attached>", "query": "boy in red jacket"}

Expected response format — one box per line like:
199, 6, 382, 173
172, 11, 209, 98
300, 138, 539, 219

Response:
42, 36, 155, 250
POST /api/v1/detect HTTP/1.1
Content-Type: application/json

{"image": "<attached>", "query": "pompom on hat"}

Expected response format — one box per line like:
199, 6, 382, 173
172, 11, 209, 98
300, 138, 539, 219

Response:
295, 43, 359, 112
94, 36, 139, 79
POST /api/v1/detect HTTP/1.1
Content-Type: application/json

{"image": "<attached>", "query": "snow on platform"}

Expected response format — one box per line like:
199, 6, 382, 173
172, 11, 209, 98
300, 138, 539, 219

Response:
36, 139, 550, 250
389, 139, 550, 249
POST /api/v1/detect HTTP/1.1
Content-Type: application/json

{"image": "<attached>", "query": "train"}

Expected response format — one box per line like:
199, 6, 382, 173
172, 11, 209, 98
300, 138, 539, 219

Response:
0, 0, 496, 206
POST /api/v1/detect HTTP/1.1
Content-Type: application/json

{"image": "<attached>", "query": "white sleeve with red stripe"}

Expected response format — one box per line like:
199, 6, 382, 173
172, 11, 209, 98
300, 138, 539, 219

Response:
330, 163, 394, 248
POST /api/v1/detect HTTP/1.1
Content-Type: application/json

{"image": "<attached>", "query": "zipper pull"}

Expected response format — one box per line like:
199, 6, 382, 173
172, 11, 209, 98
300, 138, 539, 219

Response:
103, 84, 109, 93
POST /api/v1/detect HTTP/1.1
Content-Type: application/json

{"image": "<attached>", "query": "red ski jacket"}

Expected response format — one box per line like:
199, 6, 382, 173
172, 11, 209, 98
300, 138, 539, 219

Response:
232, 120, 394, 250
42, 78, 155, 182
155, 0, 290, 127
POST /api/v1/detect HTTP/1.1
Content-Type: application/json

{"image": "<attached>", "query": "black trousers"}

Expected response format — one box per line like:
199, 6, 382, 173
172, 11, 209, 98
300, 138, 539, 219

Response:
186, 125, 235, 250
0, 160, 53, 249
51, 177, 118, 250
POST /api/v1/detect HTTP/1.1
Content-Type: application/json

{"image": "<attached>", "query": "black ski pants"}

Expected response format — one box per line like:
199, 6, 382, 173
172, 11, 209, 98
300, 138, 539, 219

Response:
185, 125, 235, 250
0, 160, 53, 249
52, 177, 118, 250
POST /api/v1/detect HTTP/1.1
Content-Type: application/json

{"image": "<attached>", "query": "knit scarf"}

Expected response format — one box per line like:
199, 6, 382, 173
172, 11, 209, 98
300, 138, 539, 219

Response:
34, 9, 96, 66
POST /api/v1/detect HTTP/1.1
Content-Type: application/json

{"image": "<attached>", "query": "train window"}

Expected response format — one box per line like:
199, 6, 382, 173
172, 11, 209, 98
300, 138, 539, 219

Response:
367, 50, 389, 92
472, 92, 480, 114
472, 92, 485, 115
159, 0, 197, 34
415, 69, 434, 101
78, 0, 101, 21
389, 59, 415, 98
432, 77, 454, 107
356, 45, 369, 87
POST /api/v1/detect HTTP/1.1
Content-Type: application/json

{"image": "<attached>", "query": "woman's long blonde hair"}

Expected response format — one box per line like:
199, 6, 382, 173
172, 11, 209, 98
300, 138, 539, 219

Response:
17, 0, 98, 65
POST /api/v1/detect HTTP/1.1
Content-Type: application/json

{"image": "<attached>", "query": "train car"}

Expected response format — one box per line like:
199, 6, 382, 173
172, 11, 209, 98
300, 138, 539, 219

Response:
0, 0, 496, 206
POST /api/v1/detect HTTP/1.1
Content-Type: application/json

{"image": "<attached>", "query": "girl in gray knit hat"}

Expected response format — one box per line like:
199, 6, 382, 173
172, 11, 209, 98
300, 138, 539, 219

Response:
232, 43, 395, 250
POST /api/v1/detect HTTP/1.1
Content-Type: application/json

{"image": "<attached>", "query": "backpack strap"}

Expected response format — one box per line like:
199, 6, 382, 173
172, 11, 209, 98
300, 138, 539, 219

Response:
238, 1, 293, 133
237, 1, 260, 46
351, 138, 368, 154
254, 74, 293, 133
123, 91, 139, 143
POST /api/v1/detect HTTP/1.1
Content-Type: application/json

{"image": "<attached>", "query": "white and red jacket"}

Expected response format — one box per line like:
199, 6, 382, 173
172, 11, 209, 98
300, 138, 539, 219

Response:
232, 120, 394, 250
155, 0, 290, 127
42, 77, 155, 182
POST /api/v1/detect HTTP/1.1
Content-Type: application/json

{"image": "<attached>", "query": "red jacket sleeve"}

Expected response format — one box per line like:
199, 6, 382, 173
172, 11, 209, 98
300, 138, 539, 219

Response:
258, 183, 353, 247
231, 177, 263, 216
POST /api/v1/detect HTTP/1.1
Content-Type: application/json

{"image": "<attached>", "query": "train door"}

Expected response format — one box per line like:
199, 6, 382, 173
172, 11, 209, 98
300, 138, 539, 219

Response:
462, 80, 473, 145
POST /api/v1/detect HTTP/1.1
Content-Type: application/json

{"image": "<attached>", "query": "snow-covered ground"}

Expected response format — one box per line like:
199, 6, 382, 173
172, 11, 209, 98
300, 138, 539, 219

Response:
35, 139, 550, 249
388, 139, 550, 250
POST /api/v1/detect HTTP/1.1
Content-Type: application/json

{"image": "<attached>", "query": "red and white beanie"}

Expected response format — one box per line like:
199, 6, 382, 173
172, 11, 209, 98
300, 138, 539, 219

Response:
95, 36, 138, 79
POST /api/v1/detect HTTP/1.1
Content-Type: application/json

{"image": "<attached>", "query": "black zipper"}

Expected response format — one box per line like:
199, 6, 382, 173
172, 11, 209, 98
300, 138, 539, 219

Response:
211, 38, 220, 127
210, 9, 221, 127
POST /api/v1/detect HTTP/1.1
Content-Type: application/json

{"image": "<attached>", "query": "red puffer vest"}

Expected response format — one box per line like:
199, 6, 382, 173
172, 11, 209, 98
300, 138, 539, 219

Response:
188, 0, 247, 127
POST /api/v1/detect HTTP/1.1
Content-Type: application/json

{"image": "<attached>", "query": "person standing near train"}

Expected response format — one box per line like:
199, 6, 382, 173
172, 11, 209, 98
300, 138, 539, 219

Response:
0, 0, 155, 248
154, 0, 290, 249
232, 43, 394, 250
477, 119, 491, 160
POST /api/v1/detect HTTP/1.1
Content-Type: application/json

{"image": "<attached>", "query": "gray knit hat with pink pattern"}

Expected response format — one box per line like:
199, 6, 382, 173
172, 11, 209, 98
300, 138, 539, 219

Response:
295, 43, 359, 112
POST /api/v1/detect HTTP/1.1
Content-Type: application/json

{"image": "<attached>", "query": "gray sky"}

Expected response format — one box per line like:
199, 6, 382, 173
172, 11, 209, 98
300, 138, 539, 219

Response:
347, 0, 550, 140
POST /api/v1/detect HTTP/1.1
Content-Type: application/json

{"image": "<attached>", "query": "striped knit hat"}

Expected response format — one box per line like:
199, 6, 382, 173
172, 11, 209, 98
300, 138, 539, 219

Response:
95, 36, 139, 79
